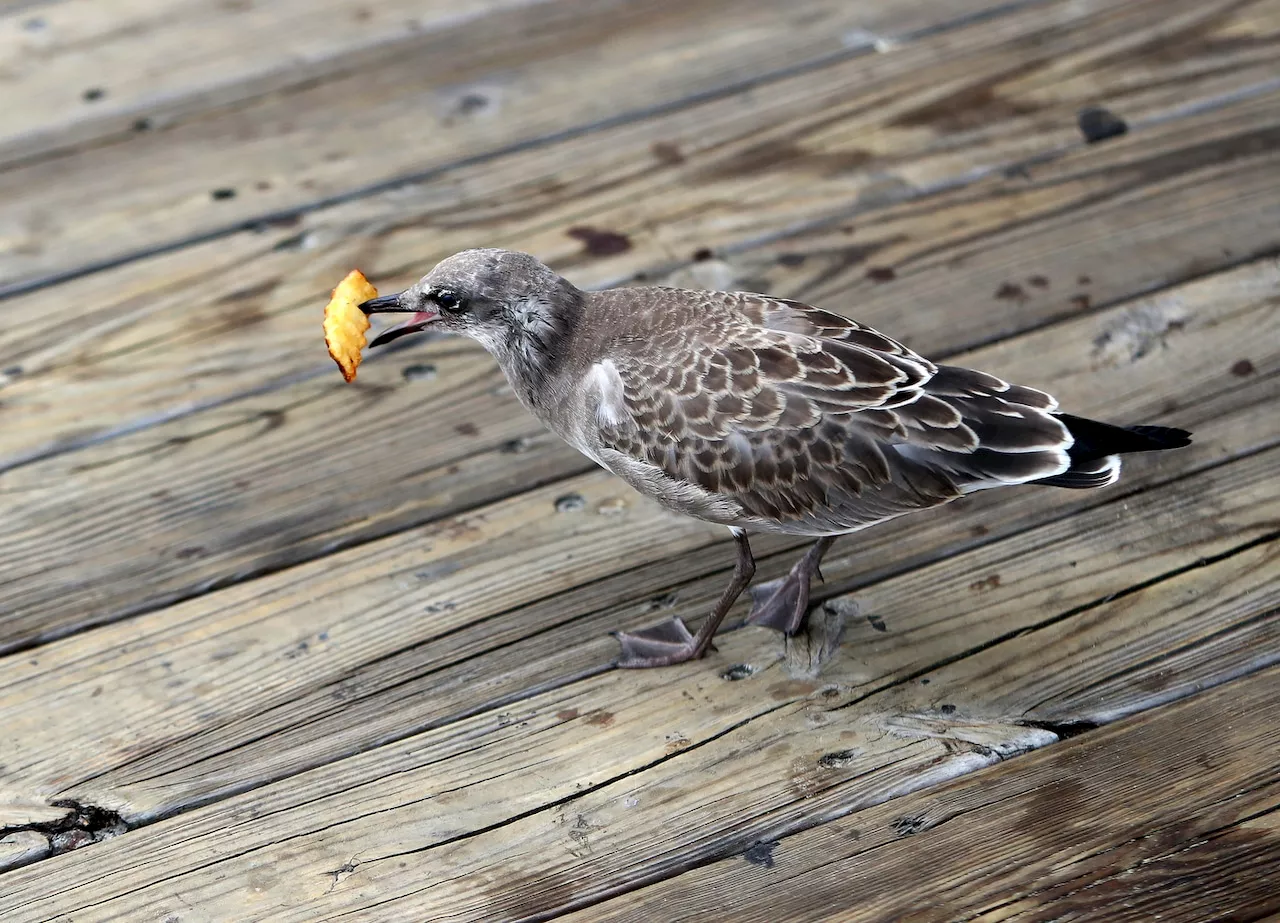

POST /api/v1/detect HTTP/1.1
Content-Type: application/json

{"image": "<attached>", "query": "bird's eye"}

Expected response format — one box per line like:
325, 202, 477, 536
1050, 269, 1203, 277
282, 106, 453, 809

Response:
434, 290, 464, 312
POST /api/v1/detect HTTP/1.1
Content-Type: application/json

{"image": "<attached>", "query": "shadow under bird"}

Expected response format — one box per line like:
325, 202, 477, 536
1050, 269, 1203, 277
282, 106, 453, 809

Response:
360, 249, 1191, 668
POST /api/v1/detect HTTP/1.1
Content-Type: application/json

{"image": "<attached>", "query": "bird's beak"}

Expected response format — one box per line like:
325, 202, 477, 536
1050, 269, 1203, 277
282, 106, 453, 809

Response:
359, 292, 440, 348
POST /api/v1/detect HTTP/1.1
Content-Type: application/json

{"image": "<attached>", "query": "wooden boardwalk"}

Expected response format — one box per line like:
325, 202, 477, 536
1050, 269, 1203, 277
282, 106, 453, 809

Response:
1, 0, 1278, 918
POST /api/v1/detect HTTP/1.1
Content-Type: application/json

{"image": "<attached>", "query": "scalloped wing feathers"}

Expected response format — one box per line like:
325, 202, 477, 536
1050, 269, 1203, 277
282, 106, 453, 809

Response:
588, 289, 1072, 534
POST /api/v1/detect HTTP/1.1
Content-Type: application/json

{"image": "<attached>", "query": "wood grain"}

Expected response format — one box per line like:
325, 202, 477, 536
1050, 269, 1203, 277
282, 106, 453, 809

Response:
6, 46, 1279, 471
0, 181, 1273, 654
1, 2, 1274, 915
0, 454, 1270, 916
558, 666, 1280, 923
0, 259, 1272, 826
0, 0, 1045, 289
0, 0, 560, 162
1, 0, 1023, 167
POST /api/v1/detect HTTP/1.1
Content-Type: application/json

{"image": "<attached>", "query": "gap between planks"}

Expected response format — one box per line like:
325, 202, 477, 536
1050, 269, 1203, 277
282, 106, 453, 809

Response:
550, 665, 1280, 923
0, 0, 1058, 295
0, 257, 1274, 834
0, 506, 1272, 914
5, 3, 1279, 473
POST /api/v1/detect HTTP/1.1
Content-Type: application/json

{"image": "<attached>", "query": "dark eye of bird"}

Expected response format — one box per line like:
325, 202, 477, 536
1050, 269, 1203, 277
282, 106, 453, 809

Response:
435, 290, 464, 312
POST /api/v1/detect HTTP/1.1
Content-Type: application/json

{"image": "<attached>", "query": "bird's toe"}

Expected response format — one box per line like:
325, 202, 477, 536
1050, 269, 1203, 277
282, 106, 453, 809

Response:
746, 574, 809, 635
613, 618, 708, 668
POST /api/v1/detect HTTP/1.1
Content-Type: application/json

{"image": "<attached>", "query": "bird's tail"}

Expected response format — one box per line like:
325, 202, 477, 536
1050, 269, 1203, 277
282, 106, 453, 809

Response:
1035, 413, 1192, 489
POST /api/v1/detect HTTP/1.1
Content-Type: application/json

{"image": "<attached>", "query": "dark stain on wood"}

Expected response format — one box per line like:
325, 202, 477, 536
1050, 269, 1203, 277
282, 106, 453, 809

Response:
711, 139, 873, 177
584, 710, 615, 727
866, 266, 896, 282
995, 281, 1027, 302
893, 78, 1043, 131
1028, 274, 1049, 289
969, 574, 1001, 592
1125, 125, 1280, 188
650, 141, 685, 165
866, 614, 887, 633
818, 749, 860, 769
743, 839, 779, 868
402, 363, 438, 383
1070, 294, 1091, 311
454, 421, 479, 437
1231, 358, 1255, 377
251, 213, 301, 232
555, 708, 580, 721
566, 225, 633, 256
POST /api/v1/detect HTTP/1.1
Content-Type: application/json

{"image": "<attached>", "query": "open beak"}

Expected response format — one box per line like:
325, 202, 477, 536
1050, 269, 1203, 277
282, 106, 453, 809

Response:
359, 292, 440, 348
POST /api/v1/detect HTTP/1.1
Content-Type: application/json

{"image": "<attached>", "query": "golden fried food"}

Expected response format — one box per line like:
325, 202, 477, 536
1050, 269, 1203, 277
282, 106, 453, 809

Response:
323, 269, 377, 382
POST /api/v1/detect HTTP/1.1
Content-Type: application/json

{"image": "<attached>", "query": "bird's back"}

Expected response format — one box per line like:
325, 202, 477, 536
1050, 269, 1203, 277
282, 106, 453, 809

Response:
560, 286, 1185, 536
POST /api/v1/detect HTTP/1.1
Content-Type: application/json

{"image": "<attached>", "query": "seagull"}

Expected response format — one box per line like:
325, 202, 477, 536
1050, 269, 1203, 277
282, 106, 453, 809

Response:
360, 249, 1190, 668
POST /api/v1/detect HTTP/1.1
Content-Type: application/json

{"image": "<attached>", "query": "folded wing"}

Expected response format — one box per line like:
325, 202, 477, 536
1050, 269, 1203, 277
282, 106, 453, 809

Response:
592, 290, 1073, 533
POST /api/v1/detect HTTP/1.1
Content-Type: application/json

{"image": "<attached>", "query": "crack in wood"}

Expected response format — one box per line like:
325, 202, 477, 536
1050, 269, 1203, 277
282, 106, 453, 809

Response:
0, 800, 129, 872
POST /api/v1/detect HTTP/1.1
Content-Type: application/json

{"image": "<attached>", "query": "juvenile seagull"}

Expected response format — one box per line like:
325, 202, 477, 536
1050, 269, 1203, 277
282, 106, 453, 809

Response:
361, 249, 1190, 668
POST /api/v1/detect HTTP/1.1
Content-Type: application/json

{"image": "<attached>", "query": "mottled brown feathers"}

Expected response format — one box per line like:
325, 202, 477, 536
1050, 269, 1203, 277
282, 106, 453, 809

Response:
589, 289, 1074, 532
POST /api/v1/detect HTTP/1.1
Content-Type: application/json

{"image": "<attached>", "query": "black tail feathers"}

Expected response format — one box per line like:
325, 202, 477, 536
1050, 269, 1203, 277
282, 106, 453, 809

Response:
1035, 413, 1191, 490
1057, 413, 1192, 459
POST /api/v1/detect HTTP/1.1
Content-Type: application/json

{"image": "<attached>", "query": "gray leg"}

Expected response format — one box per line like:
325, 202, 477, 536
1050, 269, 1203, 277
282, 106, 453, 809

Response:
747, 536, 837, 635
615, 530, 756, 668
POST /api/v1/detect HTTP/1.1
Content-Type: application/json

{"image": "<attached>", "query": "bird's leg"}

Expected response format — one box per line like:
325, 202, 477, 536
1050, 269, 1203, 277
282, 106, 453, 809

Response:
614, 530, 755, 668
746, 535, 838, 635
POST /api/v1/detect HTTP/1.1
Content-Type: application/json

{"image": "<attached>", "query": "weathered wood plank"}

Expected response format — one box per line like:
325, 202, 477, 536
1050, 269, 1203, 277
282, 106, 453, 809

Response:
0, 0, 560, 163
0, 457, 1271, 915
0, 260, 1273, 828
124, 361, 1266, 827
6, 57, 1279, 473
2, 0, 1028, 169
0, 0, 1047, 289
0, 163, 1273, 655
558, 666, 1280, 923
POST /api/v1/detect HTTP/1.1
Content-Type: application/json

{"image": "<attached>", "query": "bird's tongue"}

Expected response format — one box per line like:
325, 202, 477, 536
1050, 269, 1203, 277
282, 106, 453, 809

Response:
368, 311, 437, 349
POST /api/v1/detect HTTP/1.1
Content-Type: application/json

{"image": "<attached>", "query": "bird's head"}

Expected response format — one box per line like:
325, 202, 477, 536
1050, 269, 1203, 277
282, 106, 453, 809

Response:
360, 249, 581, 366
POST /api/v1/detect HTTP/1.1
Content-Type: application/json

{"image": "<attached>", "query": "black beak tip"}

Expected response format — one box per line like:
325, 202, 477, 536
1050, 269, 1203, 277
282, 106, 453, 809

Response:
359, 292, 406, 315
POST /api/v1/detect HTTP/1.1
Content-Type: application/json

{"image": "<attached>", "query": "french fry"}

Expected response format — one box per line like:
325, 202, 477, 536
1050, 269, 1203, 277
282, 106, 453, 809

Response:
323, 269, 377, 382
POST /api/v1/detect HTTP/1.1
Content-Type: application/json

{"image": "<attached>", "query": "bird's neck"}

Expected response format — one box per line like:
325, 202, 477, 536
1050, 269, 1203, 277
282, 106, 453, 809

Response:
492, 288, 585, 415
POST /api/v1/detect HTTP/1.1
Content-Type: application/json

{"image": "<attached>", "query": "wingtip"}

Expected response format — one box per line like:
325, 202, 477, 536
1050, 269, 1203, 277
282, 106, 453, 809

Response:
1126, 424, 1192, 450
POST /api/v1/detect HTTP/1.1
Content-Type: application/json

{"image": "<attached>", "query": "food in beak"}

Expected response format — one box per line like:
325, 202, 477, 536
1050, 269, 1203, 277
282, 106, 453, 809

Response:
323, 269, 377, 382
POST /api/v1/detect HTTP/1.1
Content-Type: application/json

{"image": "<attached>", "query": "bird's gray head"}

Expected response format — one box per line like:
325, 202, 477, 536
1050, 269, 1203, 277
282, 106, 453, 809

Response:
360, 249, 581, 386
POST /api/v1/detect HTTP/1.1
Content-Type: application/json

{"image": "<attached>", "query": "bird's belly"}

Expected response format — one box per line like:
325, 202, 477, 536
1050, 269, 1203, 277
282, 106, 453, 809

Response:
589, 446, 747, 527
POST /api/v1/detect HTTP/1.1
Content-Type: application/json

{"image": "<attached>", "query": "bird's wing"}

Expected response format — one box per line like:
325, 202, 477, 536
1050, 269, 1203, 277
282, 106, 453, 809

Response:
590, 290, 1072, 529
